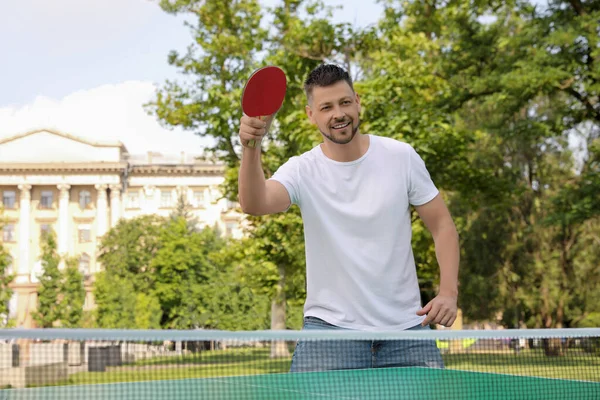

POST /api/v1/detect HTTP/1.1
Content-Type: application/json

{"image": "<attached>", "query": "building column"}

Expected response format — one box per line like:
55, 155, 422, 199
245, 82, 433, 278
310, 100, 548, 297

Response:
95, 184, 108, 237
109, 184, 122, 228
16, 184, 31, 283
57, 184, 71, 260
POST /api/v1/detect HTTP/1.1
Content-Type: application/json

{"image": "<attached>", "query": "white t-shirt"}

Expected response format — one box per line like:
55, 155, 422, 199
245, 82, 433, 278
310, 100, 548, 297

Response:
269, 134, 439, 331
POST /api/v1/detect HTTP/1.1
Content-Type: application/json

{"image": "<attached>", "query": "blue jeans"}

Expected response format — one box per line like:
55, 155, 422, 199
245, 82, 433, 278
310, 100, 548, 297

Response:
290, 316, 445, 372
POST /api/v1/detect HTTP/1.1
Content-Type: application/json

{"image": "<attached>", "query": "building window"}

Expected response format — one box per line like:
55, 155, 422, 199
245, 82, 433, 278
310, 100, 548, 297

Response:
160, 190, 172, 208
78, 224, 91, 243
79, 253, 91, 277
2, 191, 16, 209
193, 190, 204, 207
40, 223, 52, 239
2, 224, 15, 242
79, 190, 92, 209
127, 191, 139, 209
40, 190, 53, 209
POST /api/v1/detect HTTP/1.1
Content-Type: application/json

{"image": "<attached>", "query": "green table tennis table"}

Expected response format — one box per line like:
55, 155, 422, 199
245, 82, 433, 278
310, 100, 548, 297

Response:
2, 367, 599, 400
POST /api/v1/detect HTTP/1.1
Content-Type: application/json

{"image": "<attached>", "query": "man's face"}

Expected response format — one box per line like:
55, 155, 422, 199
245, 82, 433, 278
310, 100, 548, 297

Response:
306, 81, 362, 145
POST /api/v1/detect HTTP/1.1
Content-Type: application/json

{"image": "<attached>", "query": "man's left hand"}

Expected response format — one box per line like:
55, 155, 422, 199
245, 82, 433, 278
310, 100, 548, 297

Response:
416, 295, 458, 327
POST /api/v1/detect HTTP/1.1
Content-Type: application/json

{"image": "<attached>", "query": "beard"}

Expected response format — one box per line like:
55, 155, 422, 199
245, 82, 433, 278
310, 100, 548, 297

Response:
320, 118, 361, 145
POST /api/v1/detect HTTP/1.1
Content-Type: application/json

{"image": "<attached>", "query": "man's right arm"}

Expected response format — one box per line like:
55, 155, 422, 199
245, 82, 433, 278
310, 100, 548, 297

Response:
238, 116, 291, 216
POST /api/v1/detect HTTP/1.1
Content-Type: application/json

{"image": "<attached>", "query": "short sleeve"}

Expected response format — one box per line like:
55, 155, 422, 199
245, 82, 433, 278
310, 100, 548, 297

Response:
268, 156, 301, 206
408, 146, 439, 206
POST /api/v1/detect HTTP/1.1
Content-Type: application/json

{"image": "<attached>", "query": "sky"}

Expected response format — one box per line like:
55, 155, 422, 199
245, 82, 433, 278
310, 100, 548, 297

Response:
0, 0, 383, 155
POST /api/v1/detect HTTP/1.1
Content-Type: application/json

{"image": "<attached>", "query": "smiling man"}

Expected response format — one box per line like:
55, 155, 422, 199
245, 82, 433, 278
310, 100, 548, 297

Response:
237, 64, 460, 372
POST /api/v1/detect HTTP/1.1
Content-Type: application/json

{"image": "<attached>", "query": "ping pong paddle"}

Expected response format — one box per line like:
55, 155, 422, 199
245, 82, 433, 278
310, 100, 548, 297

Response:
241, 66, 287, 148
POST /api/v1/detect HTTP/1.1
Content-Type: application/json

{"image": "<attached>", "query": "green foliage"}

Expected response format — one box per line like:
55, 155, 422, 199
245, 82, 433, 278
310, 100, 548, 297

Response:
95, 215, 164, 329
97, 214, 165, 293
208, 229, 305, 330
95, 216, 235, 329
94, 273, 137, 329
80, 310, 96, 328
139, 0, 600, 331
149, 0, 359, 331
32, 231, 63, 328
152, 218, 221, 328
134, 293, 163, 329
60, 257, 86, 328
377, 0, 600, 328
171, 194, 200, 231
150, 0, 268, 164
0, 210, 15, 328
31, 232, 89, 328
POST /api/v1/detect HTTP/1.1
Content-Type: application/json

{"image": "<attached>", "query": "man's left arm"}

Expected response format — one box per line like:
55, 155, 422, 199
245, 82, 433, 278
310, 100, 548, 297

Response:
414, 194, 460, 327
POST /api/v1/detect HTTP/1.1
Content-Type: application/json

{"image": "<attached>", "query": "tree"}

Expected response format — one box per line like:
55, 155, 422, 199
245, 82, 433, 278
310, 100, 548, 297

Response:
94, 274, 138, 329
0, 210, 15, 328
150, 0, 268, 165
32, 231, 63, 328
150, 1, 359, 355
95, 215, 226, 330
449, 0, 600, 333
152, 218, 224, 328
95, 275, 163, 329
134, 293, 163, 329
147, 0, 600, 347
148, 0, 280, 334
31, 232, 87, 328
94, 215, 165, 328
368, 0, 600, 337
214, 212, 307, 356
171, 193, 200, 232
356, 5, 477, 305
175, 236, 273, 331
0, 248, 13, 328
60, 257, 86, 328
97, 215, 165, 293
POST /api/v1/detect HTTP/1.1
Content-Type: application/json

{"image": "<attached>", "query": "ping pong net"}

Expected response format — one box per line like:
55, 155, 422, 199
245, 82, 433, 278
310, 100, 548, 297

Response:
0, 328, 598, 399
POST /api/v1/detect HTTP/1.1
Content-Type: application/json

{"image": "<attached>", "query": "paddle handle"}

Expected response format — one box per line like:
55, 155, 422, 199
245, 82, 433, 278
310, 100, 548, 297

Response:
247, 115, 266, 149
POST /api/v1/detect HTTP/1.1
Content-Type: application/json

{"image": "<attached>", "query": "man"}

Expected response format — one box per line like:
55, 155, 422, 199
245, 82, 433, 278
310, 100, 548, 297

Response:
238, 64, 459, 372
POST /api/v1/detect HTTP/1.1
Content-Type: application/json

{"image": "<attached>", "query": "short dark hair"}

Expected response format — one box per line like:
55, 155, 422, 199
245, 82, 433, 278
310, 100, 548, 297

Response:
304, 64, 354, 101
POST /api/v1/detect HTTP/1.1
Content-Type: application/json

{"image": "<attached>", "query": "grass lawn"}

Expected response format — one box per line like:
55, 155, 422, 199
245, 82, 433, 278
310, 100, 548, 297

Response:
444, 349, 600, 382
66, 348, 290, 386
32, 347, 600, 387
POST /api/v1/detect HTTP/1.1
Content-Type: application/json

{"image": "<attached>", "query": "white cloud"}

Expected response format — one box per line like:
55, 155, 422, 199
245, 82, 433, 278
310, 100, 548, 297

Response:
0, 81, 212, 155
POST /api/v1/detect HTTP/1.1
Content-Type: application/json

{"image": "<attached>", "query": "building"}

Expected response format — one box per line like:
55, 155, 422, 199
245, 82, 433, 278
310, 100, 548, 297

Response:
0, 128, 244, 328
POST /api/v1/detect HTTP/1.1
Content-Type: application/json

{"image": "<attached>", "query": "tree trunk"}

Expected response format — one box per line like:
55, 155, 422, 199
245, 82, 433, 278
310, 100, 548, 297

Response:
541, 278, 552, 329
270, 265, 289, 358
543, 338, 566, 357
